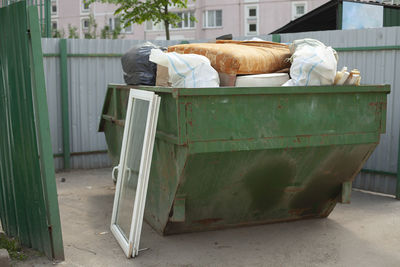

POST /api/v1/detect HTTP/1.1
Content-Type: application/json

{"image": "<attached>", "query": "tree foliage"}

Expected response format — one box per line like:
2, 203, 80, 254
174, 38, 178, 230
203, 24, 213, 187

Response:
83, 14, 98, 39
100, 24, 122, 39
52, 29, 65, 38
85, 0, 194, 40
68, 24, 79, 39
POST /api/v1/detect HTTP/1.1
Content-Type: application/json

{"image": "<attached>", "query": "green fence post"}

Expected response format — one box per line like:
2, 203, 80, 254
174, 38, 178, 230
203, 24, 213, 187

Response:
44, 0, 51, 37
272, 34, 281, 43
60, 39, 70, 169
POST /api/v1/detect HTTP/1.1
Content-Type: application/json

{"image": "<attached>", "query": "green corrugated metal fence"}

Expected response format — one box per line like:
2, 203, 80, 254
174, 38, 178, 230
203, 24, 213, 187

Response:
0, 0, 51, 37
0, 2, 64, 260
384, 7, 400, 27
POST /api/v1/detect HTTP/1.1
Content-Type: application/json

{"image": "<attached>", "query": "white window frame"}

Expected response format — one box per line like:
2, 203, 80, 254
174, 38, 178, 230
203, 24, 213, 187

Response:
51, 20, 58, 30
81, 17, 90, 30
145, 20, 165, 31
122, 23, 133, 34
51, 0, 58, 16
292, 1, 307, 20
109, 17, 133, 34
146, 11, 195, 32
110, 89, 160, 258
172, 11, 195, 30
247, 7, 257, 18
247, 23, 258, 35
244, 4, 259, 36
81, 0, 90, 13
203, 10, 223, 28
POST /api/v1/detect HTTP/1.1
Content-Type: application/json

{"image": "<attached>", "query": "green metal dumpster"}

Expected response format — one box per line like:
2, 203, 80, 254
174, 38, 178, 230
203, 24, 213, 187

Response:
99, 83, 389, 235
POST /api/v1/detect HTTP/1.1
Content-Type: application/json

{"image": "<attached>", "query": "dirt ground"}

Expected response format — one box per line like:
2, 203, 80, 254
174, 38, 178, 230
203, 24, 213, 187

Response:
14, 168, 400, 267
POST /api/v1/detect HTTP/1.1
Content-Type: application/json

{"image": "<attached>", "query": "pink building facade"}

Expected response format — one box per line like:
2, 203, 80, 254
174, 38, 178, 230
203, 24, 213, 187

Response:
51, 0, 329, 40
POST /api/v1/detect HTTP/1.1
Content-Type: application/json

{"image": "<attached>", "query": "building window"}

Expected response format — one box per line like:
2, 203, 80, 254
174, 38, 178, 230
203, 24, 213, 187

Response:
292, 1, 307, 20
245, 5, 258, 36
109, 17, 133, 34
146, 11, 195, 31
146, 21, 165, 31
173, 11, 195, 29
51, 20, 60, 38
81, 0, 90, 13
51, 0, 57, 15
203, 10, 222, 28
109, 18, 117, 30
124, 24, 133, 34
249, 8, 256, 17
82, 18, 90, 30
145, 21, 153, 31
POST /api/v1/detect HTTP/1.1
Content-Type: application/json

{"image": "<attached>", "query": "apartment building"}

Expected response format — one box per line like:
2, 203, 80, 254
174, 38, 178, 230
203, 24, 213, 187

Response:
50, 0, 330, 39
50, 0, 132, 39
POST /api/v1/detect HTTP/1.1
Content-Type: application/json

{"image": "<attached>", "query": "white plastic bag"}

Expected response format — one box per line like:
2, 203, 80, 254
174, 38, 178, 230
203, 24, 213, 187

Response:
283, 39, 338, 86
149, 49, 219, 88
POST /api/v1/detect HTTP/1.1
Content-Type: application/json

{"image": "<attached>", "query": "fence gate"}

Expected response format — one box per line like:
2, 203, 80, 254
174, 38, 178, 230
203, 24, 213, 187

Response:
0, 2, 64, 260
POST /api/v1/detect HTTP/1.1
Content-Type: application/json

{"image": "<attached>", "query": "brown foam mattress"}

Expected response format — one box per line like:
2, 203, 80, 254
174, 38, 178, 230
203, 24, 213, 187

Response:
168, 41, 291, 75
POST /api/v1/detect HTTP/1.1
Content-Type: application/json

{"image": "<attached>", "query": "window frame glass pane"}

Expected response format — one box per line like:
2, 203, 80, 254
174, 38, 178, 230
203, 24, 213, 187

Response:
51, 3, 57, 14
296, 5, 305, 15
216, 10, 222, 27
190, 11, 195, 28
204, 10, 222, 28
249, 8, 256, 17
292, 1, 307, 20
208, 10, 215, 27
82, 0, 90, 12
184, 12, 189, 28
51, 21, 57, 30
110, 89, 160, 258
82, 19, 89, 29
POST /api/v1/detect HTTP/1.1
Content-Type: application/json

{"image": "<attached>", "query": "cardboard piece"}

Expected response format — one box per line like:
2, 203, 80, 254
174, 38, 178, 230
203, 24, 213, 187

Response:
219, 73, 237, 87
155, 65, 171, 87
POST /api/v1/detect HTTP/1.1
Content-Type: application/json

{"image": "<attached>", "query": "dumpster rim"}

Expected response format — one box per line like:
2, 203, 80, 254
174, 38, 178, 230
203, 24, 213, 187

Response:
107, 83, 390, 97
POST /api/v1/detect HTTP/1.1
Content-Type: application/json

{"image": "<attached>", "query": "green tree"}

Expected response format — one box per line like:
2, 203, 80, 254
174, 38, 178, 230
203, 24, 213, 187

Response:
100, 17, 122, 39
52, 29, 65, 38
100, 24, 122, 39
85, 0, 195, 40
100, 25, 112, 39
112, 25, 122, 39
84, 14, 98, 39
68, 24, 79, 39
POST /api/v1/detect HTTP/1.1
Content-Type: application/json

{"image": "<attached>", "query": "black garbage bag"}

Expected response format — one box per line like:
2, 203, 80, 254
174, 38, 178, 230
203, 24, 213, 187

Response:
121, 42, 165, 86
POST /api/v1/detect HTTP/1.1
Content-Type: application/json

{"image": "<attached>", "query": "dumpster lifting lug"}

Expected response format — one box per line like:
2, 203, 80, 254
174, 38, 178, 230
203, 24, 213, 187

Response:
340, 181, 352, 204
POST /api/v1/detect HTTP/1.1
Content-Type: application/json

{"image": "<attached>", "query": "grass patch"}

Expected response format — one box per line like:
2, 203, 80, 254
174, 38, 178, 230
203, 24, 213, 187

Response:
0, 233, 27, 261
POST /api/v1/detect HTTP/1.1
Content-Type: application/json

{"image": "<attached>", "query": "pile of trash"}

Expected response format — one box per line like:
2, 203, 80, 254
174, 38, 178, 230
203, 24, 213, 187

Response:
121, 42, 165, 86
121, 38, 361, 88
282, 39, 360, 86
